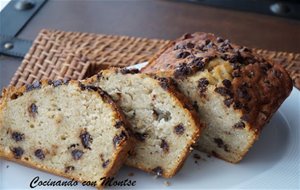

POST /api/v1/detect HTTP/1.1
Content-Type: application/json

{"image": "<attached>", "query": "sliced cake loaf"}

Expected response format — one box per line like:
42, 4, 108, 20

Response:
0, 79, 133, 189
142, 32, 293, 163
85, 68, 202, 178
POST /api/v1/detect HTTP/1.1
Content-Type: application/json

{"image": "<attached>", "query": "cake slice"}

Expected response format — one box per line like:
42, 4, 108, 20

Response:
85, 68, 202, 178
142, 32, 293, 163
0, 79, 133, 189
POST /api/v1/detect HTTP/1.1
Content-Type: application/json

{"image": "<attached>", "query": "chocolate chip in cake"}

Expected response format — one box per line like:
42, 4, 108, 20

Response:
174, 124, 185, 135
113, 131, 127, 148
233, 101, 243, 109
26, 81, 41, 92
11, 132, 25, 142
63, 78, 71, 85
65, 166, 75, 173
183, 33, 193, 39
134, 132, 147, 142
52, 80, 63, 87
192, 101, 199, 112
160, 139, 169, 153
174, 63, 192, 78
114, 121, 124, 129
71, 149, 84, 160
11, 147, 24, 159
80, 129, 93, 149
186, 42, 195, 49
68, 143, 80, 149
102, 159, 110, 168
222, 79, 231, 88
152, 166, 163, 176
156, 77, 170, 90
34, 149, 45, 160
204, 39, 211, 45
28, 103, 38, 118
224, 98, 233, 107
216, 37, 224, 43
233, 121, 245, 129
120, 68, 140, 74
190, 58, 205, 71
198, 78, 209, 94
176, 51, 191, 59
215, 87, 232, 97
214, 138, 224, 148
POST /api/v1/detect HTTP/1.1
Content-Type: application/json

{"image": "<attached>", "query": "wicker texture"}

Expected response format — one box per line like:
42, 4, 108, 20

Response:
10, 29, 300, 90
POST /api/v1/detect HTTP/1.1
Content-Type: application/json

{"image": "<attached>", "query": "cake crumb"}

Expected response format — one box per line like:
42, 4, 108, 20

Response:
164, 181, 171, 186
128, 172, 134, 177
193, 153, 201, 160
207, 153, 212, 158
6, 165, 9, 168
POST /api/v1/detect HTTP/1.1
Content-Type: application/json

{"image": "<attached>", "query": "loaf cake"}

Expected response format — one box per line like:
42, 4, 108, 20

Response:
85, 68, 202, 178
142, 32, 293, 163
0, 79, 133, 189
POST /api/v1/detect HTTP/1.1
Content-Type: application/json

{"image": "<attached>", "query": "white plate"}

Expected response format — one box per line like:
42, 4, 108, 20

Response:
1, 63, 299, 190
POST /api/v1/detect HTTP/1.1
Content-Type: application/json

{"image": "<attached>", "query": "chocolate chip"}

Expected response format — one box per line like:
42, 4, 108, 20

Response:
160, 139, 169, 153
260, 62, 272, 73
11, 132, 25, 142
113, 131, 127, 148
134, 132, 147, 142
237, 85, 251, 100
114, 121, 124, 129
174, 124, 185, 135
34, 149, 45, 160
65, 166, 75, 173
193, 153, 201, 159
156, 77, 169, 89
26, 81, 41, 92
205, 39, 211, 45
71, 149, 84, 160
222, 79, 231, 88
80, 84, 98, 91
11, 147, 24, 159
224, 145, 229, 152
152, 167, 163, 176
52, 80, 63, 87
183, 33, 193, 39
233, 121, 245, 129
216, 37, 224, 43
102, 159, 110, 168
198, 78, 209, 94
190, 58, 205, 71
68, 143, 79, 149
215, 87, 232, 97
214, 138, 224, 148
174, 63, 192, 78
224, 98, 233, 107
173, 44, 185, 50
233, 101, 243, 109
176, 51, 191, 59
192, 101, 199, 112
63, 78, 71, 85
232, 70, 241, 78
120, 68, 140, 74
80, 129, 93, 149
28, 103, 38, 118
186, 42, 195, 49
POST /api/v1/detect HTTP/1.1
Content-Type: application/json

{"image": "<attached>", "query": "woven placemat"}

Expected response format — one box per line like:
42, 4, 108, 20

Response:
10, 29, 300, 90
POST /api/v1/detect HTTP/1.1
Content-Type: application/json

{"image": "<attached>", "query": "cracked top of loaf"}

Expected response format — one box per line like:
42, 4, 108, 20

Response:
142, 32, 293, 132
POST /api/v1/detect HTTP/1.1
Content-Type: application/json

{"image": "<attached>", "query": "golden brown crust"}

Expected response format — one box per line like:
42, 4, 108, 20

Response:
142, 32, 293, 133
0, 79, 134, 189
